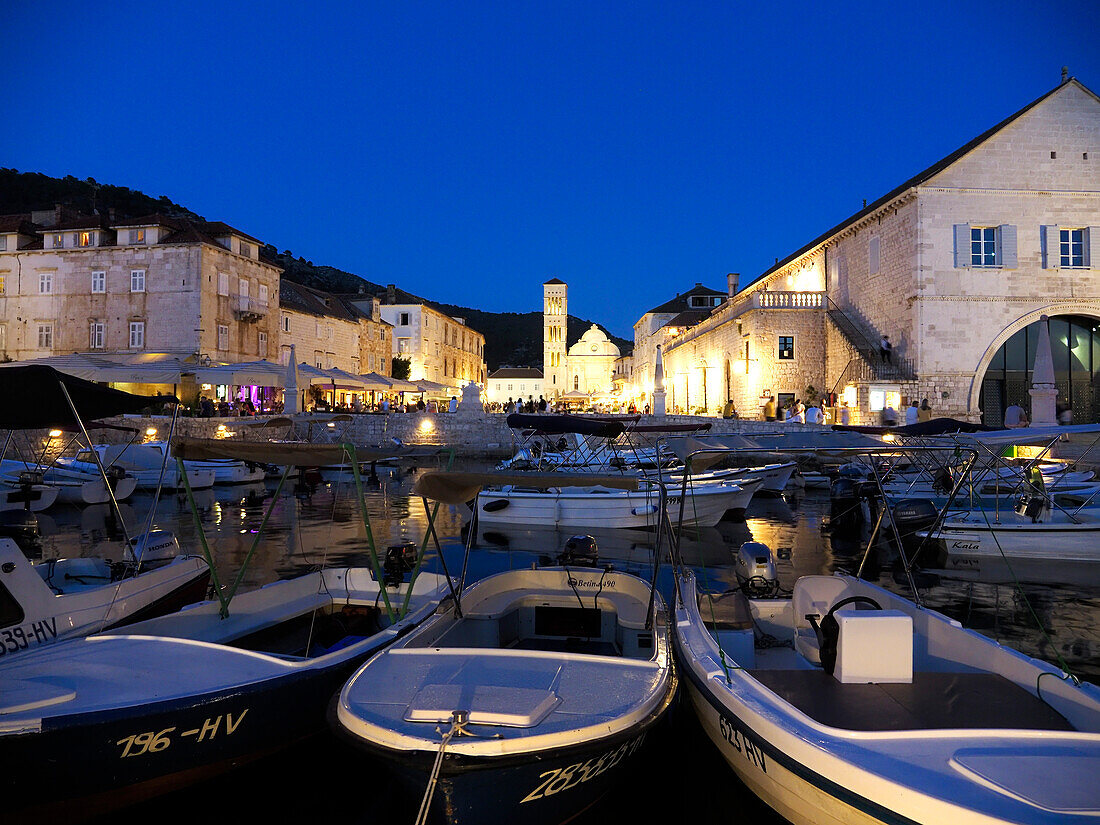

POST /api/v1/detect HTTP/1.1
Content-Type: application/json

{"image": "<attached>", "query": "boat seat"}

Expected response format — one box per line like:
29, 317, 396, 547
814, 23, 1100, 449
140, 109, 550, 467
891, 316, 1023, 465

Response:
791, 576, 854, 665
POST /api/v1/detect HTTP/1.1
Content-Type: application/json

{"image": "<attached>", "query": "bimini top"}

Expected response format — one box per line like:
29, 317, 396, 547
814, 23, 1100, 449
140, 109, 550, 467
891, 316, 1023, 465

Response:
413, 469, 640, 505
171, 437, 443, 467
0, 364, 177, 429
506, 413, 625, 438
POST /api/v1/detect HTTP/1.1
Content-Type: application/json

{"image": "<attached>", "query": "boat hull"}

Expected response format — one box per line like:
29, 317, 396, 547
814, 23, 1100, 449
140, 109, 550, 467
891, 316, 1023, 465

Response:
331, 672, 677, 825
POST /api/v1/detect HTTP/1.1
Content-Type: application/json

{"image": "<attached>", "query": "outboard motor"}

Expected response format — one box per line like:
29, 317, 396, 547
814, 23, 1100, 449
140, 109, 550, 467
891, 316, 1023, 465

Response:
1015, 495, 1049, 523
892, 498, 939, 537
829, 476, 864, 533
557, 534, 599, 567
126, 530, 181, 567
383, 541, 419, 586
735, 541, 779, 597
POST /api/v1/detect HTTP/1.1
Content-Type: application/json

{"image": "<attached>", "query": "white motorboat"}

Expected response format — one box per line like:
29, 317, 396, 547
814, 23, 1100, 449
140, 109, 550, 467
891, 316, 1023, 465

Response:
332, 559, 677, 825
674, 565, 1100, 825
0, 534, 210, 660
144, 440, 267, 485
59, 443, 216, 491
0, 459, 137, 506
476, 476, 759, 529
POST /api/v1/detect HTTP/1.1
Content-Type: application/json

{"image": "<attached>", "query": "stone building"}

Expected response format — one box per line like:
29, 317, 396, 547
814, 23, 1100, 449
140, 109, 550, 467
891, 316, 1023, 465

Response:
541, 278, 621, 399
278, 281, 391, 377
0, 208, 280, 365
660, 76, 1100, 425
486, 367, 543, 407
372, 284, 486, 388
631, 282, 728, 412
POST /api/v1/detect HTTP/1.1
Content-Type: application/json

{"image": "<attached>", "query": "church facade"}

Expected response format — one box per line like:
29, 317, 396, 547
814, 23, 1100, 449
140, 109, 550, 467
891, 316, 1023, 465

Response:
542, 278, 619, 399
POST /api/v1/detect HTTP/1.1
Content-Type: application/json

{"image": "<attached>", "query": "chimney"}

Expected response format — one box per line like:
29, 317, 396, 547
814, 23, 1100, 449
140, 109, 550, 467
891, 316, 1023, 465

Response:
386, 284, 396, 304
727, 272, 739, 297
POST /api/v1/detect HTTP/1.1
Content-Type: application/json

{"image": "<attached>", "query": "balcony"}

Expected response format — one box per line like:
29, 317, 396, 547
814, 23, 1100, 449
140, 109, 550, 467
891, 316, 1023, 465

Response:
753, 290, 824, 309
232, 294, 268, 323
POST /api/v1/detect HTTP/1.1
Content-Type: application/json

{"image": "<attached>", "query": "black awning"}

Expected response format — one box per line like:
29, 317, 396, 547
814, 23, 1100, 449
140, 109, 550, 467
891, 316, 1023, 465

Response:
0, 364, 177, 429
506, 413, 625, 438
831, 417, 999, 436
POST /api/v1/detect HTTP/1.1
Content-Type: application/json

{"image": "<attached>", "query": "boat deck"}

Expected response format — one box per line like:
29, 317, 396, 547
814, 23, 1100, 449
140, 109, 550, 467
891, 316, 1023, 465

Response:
748, 669, 1076, 732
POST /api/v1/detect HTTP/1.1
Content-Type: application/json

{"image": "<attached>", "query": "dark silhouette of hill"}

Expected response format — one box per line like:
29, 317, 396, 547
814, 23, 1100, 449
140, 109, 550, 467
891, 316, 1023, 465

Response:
0, 169, 632, 369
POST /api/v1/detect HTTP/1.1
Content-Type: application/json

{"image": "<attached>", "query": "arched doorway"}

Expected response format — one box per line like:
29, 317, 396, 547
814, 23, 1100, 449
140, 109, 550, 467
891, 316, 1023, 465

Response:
980, 314, 1099, 426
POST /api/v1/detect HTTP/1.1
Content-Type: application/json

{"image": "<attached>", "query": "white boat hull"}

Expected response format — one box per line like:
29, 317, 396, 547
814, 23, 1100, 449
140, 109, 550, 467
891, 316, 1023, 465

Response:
476, 482, 750, 529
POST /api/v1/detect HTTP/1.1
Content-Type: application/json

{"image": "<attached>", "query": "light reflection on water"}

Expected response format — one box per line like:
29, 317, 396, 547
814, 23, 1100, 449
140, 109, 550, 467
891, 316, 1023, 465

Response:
36, 462, 1098, 825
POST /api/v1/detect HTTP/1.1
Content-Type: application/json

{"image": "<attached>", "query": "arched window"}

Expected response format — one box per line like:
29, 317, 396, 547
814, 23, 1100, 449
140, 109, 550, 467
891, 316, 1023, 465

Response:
574, 375, 579, 390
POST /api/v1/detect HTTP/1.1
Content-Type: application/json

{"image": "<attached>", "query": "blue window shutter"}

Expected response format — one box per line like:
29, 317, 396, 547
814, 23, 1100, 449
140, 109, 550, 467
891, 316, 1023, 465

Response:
1088, 227, 1099, 268
953, 224, 970, 268
999, 225, 1017, 268
1043, 225, 1060, 269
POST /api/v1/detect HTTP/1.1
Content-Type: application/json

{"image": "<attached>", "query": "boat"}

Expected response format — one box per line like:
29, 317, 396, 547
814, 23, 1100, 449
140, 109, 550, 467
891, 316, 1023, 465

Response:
330, 469, 678, 825
0, 477, 58, 512
0, 459, 138, 506
475, 474, 760, 529
0, 438, 455, 822
667, 436, 1100, 825
59, 442, 216, 491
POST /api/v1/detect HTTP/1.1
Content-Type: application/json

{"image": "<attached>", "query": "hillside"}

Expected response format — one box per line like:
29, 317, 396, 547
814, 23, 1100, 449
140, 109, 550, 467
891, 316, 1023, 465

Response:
0, 168, 631, 369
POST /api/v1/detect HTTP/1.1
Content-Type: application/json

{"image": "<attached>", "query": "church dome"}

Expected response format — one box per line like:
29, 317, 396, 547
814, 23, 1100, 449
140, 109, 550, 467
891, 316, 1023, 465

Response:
569, 324, 620, 357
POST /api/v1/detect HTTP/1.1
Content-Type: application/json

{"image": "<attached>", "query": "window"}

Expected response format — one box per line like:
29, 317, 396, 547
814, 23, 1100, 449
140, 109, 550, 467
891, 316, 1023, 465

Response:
217, 272, 229, 296
315, 321, 323, 338
129, 228, 145, 244
258, 331, 268, 358
90, 322, 105, 349
0, 275, 5, 294
778, 335, 794, 360
52, 233, 63, 249
130, 269, 146, 292
37, 323, 53, 348
1061, 229, 1086, 268
217, 325, 229, 351
0, 236, 7, 251
78, 231, 92, 248
239, 278, 249, 298
971, 227, 997, 267
399, 312, 410, 326
258, 284, 268, 305
282, 315, 291, 332
574, 375, 579, 390
239, 240, 251, 257
397, 337, 410, 354
91, 270, 106, 293
129, 321, 145, 349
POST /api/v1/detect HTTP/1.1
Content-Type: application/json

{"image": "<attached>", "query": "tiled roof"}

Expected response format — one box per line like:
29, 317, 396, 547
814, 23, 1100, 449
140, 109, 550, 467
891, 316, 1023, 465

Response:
543, 278, 565, 285
0, 214, 39, 234
279, 280, 369, 322
665, 309, 712, 328
644, 283, 726, 315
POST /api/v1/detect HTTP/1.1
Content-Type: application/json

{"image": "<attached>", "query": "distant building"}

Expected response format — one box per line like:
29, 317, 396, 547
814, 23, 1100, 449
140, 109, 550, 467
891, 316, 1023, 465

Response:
371, 284, 486, 388
541, 279, 620, 399
279, 280, 391, 378
657, 76, 1100, 424
486, 367, 543, 407
0, 208, 280, 364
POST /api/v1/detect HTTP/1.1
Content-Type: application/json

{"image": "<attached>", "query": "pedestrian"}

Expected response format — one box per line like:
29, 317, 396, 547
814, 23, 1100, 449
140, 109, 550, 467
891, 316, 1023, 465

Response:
880, 335, 893, 365
644, 404, 650, 415
790, 399, 805, 423
1058, 403, 1072, 425
514, 398, 522, 414
882, 402, 899, 427
722, 399, 736, 419
1004, 402, 1026, 428
448, 396, 458, 413
763, 396, 776, 422
905, 400, 919, 426
538, 395, 547, 412
805, 402, 822, 425
918, 398, 933, 422
381, 397, 390, 413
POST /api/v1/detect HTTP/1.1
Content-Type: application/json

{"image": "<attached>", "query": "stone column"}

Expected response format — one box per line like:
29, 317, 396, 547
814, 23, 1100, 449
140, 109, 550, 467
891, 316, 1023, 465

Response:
1029, 315, 1059, 426
652, 344, 667, 417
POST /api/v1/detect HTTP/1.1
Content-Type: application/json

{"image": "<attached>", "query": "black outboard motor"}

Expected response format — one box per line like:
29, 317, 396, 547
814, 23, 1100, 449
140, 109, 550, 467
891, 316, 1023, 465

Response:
557, 534, 599, 567
383, 541, 419, 587
829, 476, 864, 533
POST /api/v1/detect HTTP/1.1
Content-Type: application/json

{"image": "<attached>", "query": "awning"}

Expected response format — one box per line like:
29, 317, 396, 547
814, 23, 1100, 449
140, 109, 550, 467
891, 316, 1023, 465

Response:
412, 470, 640, 505
413, 378, 452, 393
193, 359, 288, 387
0, 353, 188, 384
0, 364, 177, 429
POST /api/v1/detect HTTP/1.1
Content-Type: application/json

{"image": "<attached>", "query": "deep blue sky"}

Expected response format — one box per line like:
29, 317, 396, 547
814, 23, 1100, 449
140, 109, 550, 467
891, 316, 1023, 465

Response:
4, 1, 1099, 339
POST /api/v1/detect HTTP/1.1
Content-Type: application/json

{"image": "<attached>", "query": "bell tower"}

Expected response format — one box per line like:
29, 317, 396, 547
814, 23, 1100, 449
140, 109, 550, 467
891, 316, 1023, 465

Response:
543, 278, 567, 399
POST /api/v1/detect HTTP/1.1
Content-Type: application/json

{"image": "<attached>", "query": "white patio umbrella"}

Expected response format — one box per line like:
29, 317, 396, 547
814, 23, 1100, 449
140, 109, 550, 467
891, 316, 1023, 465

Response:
283, 345, 300, 414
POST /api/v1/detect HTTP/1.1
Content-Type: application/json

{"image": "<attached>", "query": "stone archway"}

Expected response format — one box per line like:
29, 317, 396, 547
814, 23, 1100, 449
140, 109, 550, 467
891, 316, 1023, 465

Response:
968, 303, 1100, 425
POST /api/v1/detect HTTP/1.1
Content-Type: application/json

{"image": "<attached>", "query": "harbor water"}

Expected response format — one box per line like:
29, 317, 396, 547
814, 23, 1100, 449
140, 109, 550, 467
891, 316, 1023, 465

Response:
31, 460, 1096, 825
